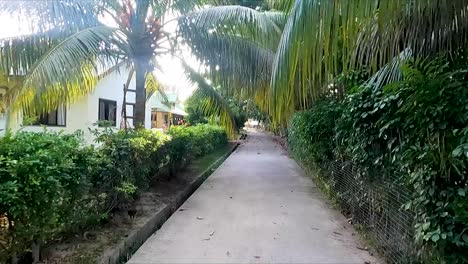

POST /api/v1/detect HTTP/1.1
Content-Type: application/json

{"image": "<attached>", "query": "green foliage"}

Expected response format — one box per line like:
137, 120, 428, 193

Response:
0, 125, 228, 262
90, 128, 170, 210
185, 95, 209, 125
225, 0, 269, 10
185, 91, 251, 131
288, 99, 342, 168
0, 131, 100, 260
288, 55, 468, 263
168, 124, 228, 158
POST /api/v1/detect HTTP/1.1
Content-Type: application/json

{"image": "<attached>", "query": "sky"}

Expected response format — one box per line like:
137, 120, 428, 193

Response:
0, 11, 198, 101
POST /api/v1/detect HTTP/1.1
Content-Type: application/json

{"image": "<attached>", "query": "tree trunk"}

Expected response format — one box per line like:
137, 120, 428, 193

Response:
10, 254, 19, 264
31, 240, 40, 263
134, 60, 147, 128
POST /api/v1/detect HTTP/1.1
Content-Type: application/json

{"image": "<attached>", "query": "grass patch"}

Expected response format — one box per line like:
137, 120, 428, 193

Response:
191, 143, 235, 173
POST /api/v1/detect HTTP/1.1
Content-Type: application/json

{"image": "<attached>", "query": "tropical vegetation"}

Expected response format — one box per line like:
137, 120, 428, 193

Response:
2, 0, 468, 262
0, 0, 283, 137
279, 0, 468, 262
0, 125, 227, 263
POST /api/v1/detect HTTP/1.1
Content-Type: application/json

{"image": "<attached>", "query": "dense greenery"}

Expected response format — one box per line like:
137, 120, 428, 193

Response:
0, 1, 281, 133
288, 56, 468, 263
0, 125, 227, 263
0, 131, 99, 261
186, 92, 255, 130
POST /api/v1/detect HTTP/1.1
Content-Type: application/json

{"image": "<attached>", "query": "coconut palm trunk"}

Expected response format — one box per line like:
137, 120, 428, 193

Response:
134, 59, 148, 127
0, 1, 283, 137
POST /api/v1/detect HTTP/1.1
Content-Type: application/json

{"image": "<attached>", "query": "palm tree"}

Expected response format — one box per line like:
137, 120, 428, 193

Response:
0, 0, 282, 136
268, 0, 468, 126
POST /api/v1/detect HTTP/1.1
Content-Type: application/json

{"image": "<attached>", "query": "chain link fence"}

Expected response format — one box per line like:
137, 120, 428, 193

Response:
321, 160, 418, 263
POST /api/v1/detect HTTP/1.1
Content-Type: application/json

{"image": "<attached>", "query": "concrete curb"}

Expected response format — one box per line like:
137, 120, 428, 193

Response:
98, 143, 240, 264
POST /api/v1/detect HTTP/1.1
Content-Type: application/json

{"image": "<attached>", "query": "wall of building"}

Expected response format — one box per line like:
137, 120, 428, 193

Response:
152, 111, 169, 129
5, 68, 154, 143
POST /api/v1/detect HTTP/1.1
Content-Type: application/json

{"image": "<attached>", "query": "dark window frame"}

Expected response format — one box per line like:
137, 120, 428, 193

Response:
98, 98, 117, 127
33, 106, 67, 127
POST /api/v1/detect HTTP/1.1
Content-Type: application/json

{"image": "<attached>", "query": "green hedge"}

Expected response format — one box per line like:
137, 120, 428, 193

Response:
0, 131, 99, 261
288, 99, 342, 169
0, 124, 227, 262
288, 56, 468, 263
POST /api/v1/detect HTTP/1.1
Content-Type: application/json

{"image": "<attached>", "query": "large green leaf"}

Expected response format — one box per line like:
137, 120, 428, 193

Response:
9, 26, 124, 115
271, 0, 468, 125
183, 62, 237, 138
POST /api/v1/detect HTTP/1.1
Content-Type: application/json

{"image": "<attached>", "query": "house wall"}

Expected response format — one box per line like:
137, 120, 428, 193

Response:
152, 111, 169, 129
7, 68, 153, 143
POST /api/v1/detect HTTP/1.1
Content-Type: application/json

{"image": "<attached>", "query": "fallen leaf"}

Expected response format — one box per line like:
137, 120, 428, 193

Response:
333, 231, 343, 236
202, 238, 210, 241
254, 256, 261, 259
357, 246, 369, 251
196, 216, 204, 220
210, 231, 215, 236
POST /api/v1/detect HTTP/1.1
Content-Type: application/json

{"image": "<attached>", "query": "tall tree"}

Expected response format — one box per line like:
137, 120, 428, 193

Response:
268, 0, 468, 126
0, 0, 281, 136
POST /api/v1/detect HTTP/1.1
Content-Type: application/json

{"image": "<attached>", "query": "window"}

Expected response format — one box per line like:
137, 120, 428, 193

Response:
98, 99, 117, 126
151, 112, 158, 128
34, 105, 66, 126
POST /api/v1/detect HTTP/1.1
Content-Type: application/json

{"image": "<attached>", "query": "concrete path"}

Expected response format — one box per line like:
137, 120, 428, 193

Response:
128, 130, 378, 264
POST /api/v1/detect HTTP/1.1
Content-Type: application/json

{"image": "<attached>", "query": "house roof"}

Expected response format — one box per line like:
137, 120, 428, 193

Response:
149, 92, 188, 116
172, 104, 188, 116
166, 94, 178, 103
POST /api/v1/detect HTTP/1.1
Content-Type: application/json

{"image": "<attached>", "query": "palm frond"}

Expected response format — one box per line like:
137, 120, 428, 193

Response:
366, 48, 413, 90
0, 0, 100, 33
152, 0, 205, 18
0, 26, 92, 76
8, 26, 124, 115
271, 0, 468, 125
178, 5, 283, 46
267, 0, 294, 12
183, 62, 236, 139
145, 71, 168, 102
184, 31, 275, 94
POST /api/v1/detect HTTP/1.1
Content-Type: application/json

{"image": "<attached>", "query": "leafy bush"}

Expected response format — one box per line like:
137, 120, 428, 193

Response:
0, 124, 228, 262
288, 55, 468, 263
0, 131, 99, 261
288, 99, 342, 168
90, 128, 170, 210
168, 124, 228, 158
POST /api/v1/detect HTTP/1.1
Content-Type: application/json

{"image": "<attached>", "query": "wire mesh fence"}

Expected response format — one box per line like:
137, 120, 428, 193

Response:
321, 160, 418, 263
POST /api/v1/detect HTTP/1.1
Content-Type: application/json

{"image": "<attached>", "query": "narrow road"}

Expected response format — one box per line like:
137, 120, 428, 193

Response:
128, 130, 377, 264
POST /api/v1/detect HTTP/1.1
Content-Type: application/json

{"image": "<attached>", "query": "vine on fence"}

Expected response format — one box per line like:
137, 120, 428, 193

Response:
288, 55, 468, 263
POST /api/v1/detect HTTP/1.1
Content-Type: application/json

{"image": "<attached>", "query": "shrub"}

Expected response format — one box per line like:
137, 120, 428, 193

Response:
168, 124, 228, 158
288, 99, 342, 169
91, 128, 170, 210
288, 55, 468, 263
0, 124, 228, 262
0, 131, 99, 261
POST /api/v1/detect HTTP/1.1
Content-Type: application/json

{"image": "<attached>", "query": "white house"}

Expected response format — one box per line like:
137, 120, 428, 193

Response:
0, 68, 186, 143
